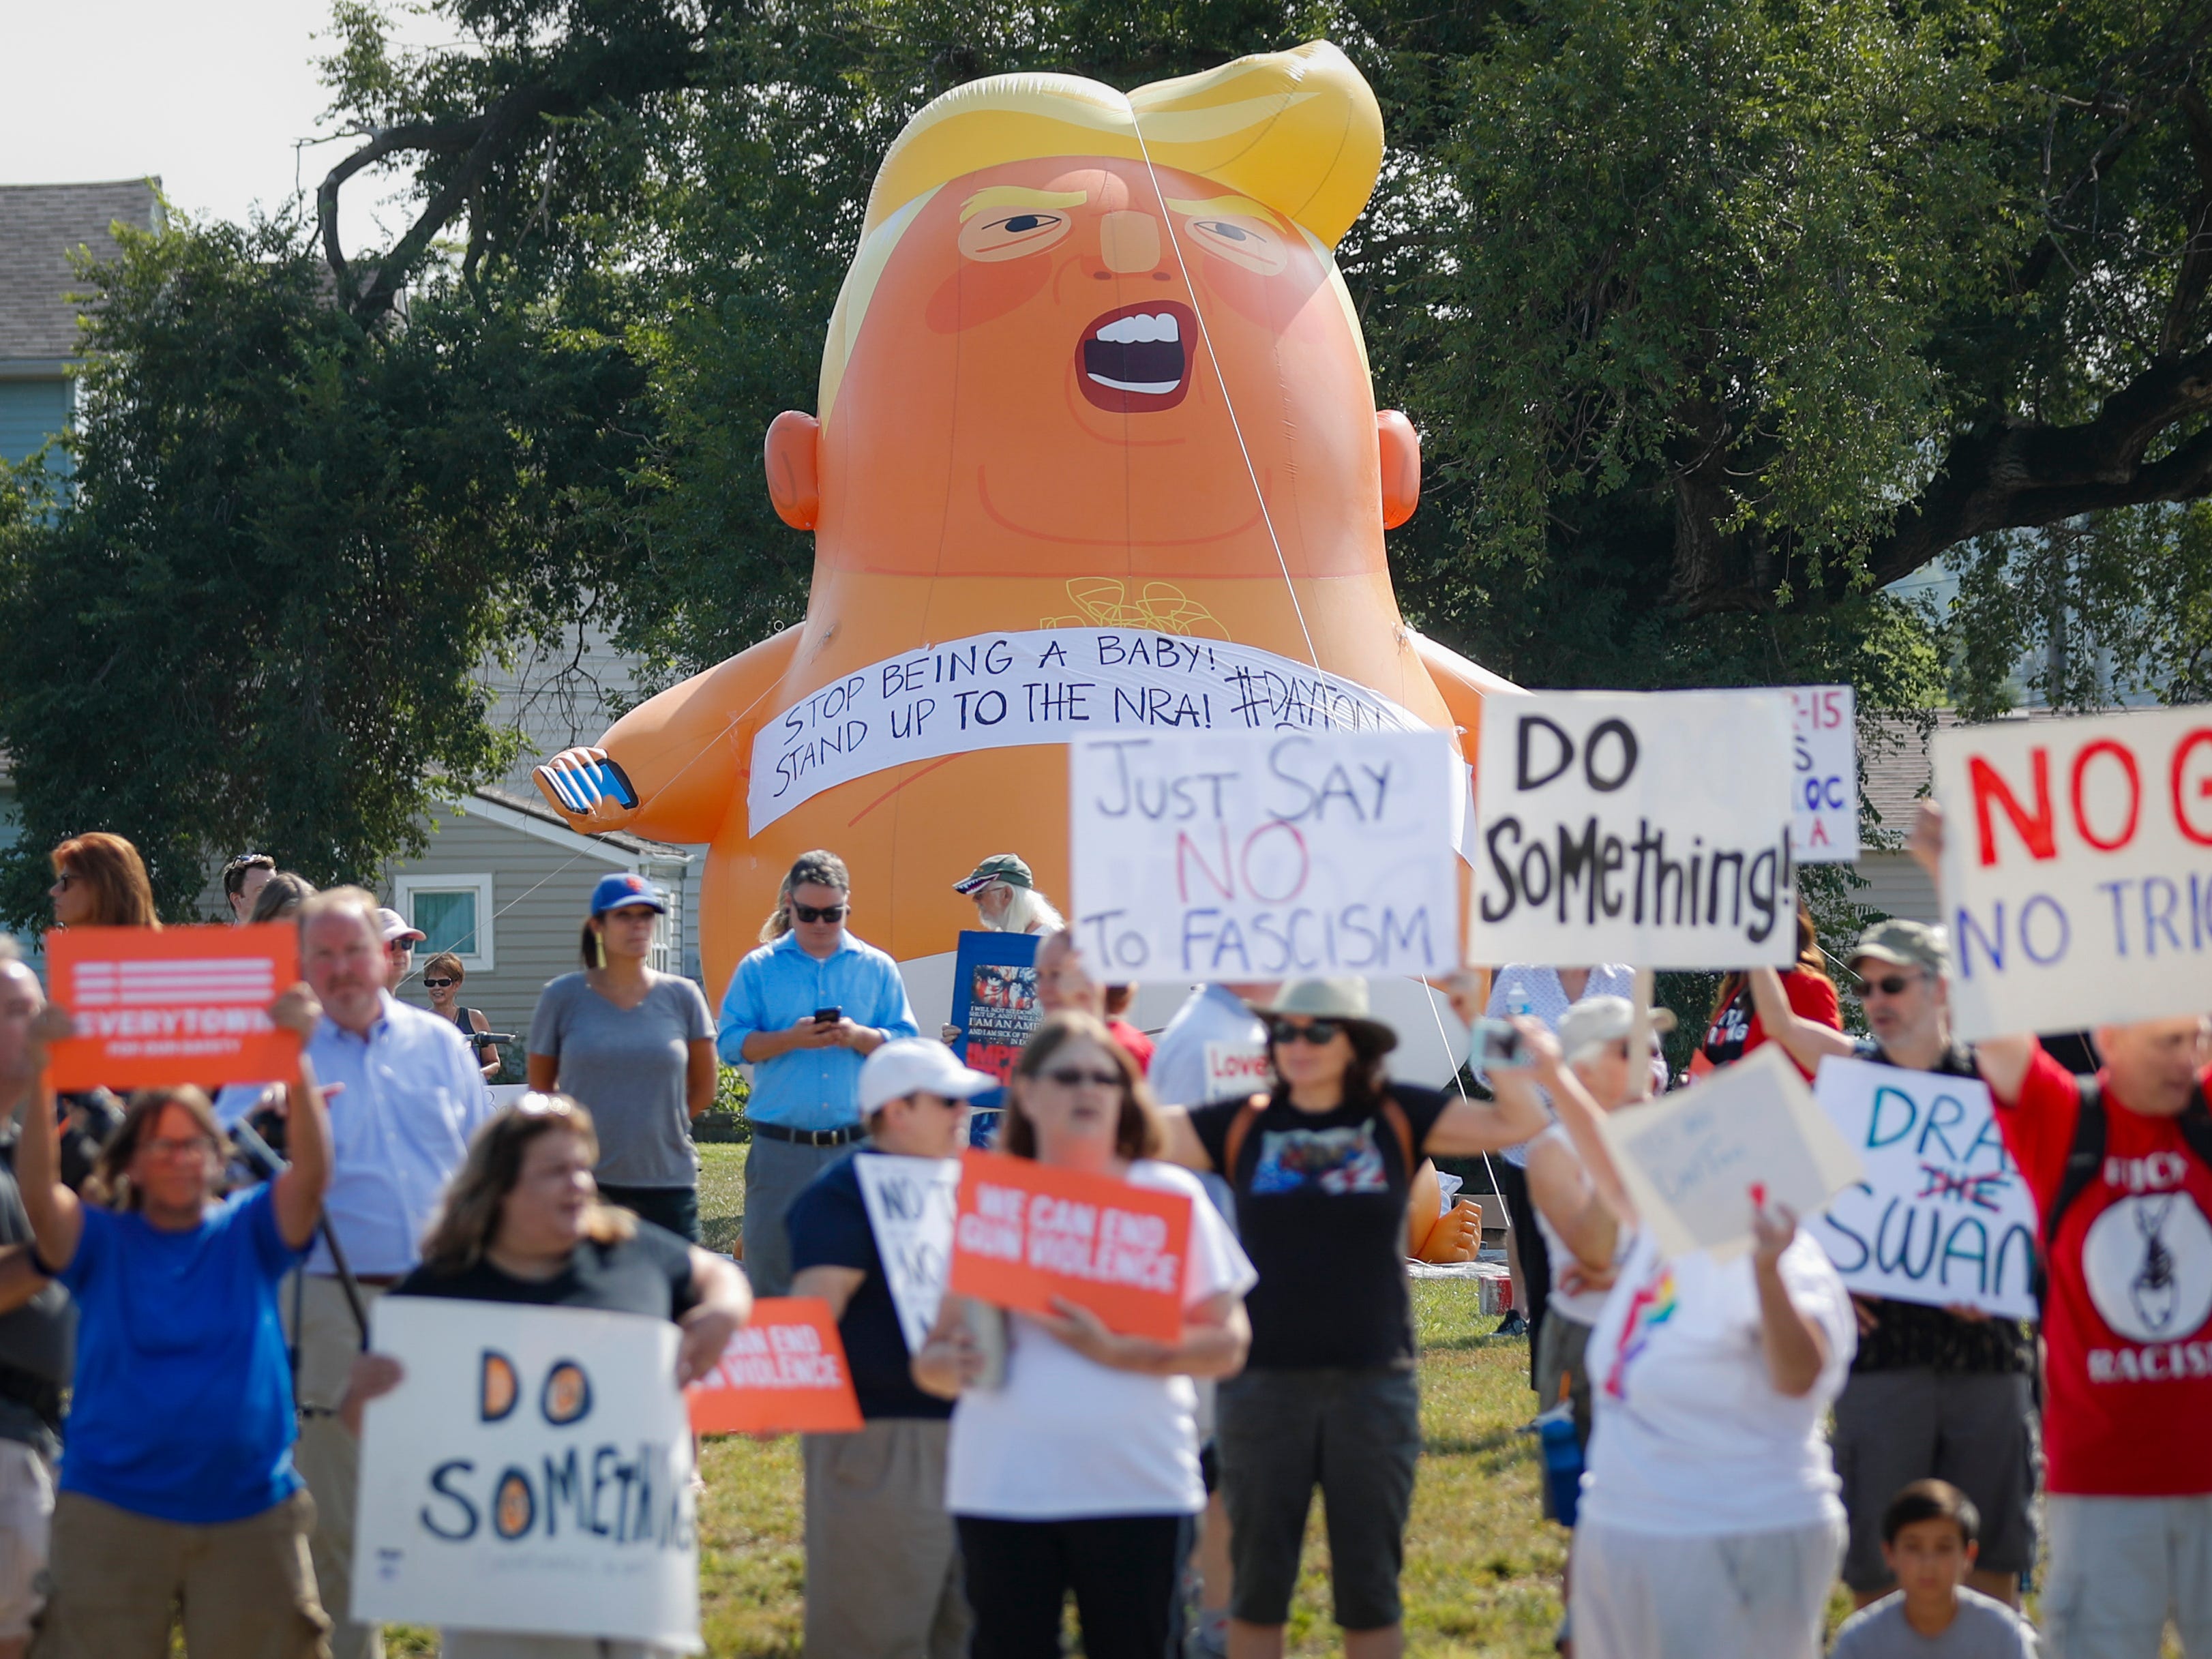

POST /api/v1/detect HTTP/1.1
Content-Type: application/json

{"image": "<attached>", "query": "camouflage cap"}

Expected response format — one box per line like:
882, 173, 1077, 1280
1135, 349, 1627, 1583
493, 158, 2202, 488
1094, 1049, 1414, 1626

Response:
1850, 918, 1948, 977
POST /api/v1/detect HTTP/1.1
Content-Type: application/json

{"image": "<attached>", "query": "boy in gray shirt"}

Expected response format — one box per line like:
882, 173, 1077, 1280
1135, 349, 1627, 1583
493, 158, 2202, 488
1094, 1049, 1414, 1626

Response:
1831, 1481, 2039, 1657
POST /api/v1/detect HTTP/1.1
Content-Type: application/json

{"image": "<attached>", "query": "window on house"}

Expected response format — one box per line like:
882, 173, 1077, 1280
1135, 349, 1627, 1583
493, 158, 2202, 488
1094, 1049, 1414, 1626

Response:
394, 873, 496, 971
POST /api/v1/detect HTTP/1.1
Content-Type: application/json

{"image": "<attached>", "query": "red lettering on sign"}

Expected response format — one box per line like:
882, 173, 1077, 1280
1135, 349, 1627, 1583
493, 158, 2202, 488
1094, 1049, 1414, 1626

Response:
1970, 751, 2056, 867
2069, 738, 2141, 852
2174, 728, 2212, 848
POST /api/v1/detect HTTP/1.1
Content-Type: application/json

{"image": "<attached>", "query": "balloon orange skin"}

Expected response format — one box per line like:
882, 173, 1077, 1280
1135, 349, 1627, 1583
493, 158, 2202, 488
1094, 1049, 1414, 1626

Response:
537, 156, 1501, 997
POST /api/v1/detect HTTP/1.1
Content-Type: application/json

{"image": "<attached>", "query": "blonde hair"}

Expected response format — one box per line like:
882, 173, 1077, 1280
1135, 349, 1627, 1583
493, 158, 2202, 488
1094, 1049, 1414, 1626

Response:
820, 41, 1383, 424
417, 1096, 636, 1274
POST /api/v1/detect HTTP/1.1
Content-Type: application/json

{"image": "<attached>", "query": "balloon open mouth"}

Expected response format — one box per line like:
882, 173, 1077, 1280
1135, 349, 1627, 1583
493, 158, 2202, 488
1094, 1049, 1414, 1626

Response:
1078, 301, 1197, 412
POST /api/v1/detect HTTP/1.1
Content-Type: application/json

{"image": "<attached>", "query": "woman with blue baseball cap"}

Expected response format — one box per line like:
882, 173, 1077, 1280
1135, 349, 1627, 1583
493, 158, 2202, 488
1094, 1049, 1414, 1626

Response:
526, 873, 718, 1240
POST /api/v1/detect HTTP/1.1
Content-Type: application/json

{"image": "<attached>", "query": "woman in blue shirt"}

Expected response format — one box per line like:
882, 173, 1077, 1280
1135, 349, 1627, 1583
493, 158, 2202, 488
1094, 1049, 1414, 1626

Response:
12, 985, 333, 1659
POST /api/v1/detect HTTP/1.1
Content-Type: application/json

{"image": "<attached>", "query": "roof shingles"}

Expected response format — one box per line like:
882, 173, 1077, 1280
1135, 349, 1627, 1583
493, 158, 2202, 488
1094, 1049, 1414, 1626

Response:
0, 180, 162, 363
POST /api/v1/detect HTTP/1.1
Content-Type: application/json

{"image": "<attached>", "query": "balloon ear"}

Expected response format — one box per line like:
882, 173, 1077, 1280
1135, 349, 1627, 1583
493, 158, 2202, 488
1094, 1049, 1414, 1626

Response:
1377, 410, 1420, 530
764, 410, 822, 530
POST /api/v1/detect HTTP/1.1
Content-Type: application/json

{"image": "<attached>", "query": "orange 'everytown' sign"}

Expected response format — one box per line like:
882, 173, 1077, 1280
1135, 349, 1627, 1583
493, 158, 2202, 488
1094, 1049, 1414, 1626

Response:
686, 1298, 863, 1435
44, 924, 300, 1090
948, 1149, 1191, 1342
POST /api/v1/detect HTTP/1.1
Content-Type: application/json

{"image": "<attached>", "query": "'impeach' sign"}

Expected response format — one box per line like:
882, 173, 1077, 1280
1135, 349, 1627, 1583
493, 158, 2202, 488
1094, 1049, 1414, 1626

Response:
948, 1150, 1191, 1341
1932, 708, 2212, 1042
46, 923, 299, 1089
687, 1299, 862, 1435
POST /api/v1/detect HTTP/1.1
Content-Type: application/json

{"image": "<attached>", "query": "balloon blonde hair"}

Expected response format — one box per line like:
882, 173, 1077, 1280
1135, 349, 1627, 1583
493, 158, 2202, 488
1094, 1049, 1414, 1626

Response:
819, 41, 1384, 425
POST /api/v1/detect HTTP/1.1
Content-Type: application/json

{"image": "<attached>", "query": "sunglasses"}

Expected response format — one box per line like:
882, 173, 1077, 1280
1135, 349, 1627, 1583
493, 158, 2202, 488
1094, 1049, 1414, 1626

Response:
422, 976, 457, 989
792, 903, 848, 923
1041, 1066, 1122, 1089
1268, 1018, 1343, 1045
1854, 972, 1920, 998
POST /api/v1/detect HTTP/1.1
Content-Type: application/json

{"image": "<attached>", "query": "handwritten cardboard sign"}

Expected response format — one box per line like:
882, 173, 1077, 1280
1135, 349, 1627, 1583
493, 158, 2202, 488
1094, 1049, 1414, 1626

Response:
1791, 685, 1859, 863
1808, 1057, 2037, 1319
686, 1298, 862, 1435
353, 1298, 700, 1650
748, 628, 1424, 833
1603, 1046, 1865, 1262
1932, 707, 2212, 1041
45, 923, 299, 1090
948, 1150, 1191, 1341
854, 1153, 961, 1353
1471, 691, 1799, 969
1068, 728, 1462, 983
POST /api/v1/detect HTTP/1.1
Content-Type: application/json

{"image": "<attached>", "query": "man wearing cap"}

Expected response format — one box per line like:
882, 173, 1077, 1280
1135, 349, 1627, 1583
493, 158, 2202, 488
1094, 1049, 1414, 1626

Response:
719, 849, 921, 1296
1746, 919, 2039, 1611
787, 1038, 996, 1658
953, 854, 1064, 936
295, 886, 498, 1659
374, 906, 425, 996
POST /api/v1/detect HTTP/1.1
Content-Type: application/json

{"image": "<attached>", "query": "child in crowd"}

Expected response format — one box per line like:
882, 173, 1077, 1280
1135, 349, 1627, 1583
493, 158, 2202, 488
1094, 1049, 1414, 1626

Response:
1829, 1481, 2039, 1657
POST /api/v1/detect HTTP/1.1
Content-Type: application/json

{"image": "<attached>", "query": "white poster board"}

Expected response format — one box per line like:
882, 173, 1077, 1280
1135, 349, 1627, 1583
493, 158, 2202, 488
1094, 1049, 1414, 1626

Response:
1791, 685, 1859, 862
1471, 690, 1799, 969
749, 628, 1425, 833
1932, 707, 2212, 1041
1807, 1056, 2037, 1319
353, 1298, 700, 1651
1068, 729, 1461, 982
1603, 1046, 1865, 1261
853, 1152, 961, 1353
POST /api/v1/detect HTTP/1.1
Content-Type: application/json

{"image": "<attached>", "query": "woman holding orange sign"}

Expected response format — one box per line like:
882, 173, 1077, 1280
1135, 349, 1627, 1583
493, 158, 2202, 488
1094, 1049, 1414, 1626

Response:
913, 1011, 1253, 1659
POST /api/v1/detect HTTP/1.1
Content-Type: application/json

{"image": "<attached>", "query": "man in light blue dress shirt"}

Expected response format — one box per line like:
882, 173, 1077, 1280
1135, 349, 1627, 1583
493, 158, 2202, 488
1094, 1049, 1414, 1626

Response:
291, 886, 492, 1659
717, 849, 918, 1295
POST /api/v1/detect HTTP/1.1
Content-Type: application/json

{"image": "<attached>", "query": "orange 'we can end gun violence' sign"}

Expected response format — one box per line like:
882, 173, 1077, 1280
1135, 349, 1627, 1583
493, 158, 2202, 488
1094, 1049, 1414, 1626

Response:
948, 1148, 1191, 1343
687, 1298, 863, 1435
45, 923, 301, 1090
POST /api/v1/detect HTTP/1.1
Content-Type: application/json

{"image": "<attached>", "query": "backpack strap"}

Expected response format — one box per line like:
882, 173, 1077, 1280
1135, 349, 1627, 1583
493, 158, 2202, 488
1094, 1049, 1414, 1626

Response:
2044, 1075, 2106, 1255
1221, 1093, 1269, 1178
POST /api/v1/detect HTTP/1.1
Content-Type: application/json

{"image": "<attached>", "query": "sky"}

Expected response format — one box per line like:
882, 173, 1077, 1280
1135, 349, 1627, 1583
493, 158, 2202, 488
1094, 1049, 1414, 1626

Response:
1, 0, 438, 250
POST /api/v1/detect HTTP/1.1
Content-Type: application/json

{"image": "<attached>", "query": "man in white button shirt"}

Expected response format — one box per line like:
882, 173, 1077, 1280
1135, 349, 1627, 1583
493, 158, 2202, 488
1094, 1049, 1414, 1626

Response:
290, 886, 491, 1659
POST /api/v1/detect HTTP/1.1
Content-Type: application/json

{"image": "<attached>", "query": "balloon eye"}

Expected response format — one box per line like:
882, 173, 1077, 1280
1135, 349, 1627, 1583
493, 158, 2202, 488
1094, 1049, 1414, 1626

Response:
1201, 220, 1251, 241
1001, 214, 1047, 233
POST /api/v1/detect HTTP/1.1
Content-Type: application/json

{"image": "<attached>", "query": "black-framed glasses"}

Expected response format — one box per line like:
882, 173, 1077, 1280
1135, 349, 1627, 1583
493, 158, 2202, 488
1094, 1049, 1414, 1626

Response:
422, 976, 457, 989
1853, 972, 1921, 998
1268, 1017, 1343, 1045
793, 903, 848, 924
1041, 1066, 1122, 1089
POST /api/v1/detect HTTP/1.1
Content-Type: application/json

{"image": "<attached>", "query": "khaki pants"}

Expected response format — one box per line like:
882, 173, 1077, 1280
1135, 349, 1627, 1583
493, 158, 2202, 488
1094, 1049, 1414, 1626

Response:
0, 1441, 53, 1641
288, 1274, 387, 1659
804, 1419, 968, 1658
30, 1488, 328, 1659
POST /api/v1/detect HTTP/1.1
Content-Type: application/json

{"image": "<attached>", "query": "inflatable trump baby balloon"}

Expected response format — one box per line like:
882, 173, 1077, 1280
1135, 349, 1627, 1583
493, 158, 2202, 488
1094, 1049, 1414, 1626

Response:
536, 40, 1516, 1046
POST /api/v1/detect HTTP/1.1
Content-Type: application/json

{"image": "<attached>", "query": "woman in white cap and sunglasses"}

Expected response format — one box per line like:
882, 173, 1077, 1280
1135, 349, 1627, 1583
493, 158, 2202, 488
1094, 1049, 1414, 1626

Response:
526, 874, 717, 1241
1152, 978, 1548, 1659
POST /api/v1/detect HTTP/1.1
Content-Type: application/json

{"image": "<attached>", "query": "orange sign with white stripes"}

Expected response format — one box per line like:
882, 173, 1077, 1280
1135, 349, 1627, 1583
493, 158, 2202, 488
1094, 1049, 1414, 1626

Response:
44, 923, 300, 1089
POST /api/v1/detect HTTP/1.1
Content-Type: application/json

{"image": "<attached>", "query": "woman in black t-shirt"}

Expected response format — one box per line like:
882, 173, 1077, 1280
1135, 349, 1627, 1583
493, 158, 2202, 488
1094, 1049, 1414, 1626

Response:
338, 1095, 751, 1659
1158, 979, 1545, 1657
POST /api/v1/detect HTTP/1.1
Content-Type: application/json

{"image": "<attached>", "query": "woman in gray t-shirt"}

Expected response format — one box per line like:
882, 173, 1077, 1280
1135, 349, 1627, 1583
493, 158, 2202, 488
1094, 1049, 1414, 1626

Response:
526, 873, 717, 1240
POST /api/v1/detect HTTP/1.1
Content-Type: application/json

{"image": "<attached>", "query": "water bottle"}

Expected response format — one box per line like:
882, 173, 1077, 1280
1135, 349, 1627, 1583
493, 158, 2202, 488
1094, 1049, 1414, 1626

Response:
1536, 1399, 1583, 1527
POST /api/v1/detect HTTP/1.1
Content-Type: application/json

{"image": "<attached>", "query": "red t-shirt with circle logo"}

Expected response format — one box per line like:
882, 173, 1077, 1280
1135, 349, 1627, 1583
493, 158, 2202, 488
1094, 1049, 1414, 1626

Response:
1995, 1045, 2212, 1496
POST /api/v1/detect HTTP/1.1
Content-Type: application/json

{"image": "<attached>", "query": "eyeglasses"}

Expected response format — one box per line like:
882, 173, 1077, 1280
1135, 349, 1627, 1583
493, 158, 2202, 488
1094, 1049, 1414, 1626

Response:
1853, 972, 1921, 998
1040, 1066, 1122, 1089
792, 903, 848, 924
50, 873, 73, 891
1268, 1018, 1343, 1045
142, 1135, 215, 1161
422, 976, 457, 989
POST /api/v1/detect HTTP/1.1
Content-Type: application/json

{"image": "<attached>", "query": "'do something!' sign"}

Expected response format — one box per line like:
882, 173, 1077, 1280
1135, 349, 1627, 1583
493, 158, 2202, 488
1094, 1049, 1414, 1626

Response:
1471, 691, 1799, 969
1068, 729, 1461, 983
354, 1298, 700, 1651
1932, 707, 2212, 1042
1808, 1058, 2037, 1321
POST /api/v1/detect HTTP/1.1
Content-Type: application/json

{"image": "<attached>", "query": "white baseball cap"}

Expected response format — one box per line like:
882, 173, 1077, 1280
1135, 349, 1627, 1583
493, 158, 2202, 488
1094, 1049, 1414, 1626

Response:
375, 906, 426, 945
859, 1038, 999, 1116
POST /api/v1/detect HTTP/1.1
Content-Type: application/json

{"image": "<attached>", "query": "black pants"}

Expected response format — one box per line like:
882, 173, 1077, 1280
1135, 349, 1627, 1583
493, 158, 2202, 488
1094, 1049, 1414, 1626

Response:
595, 1182, 700, 1242
1494, 1159, 1551, 1390
956, 1512, 1191, 1659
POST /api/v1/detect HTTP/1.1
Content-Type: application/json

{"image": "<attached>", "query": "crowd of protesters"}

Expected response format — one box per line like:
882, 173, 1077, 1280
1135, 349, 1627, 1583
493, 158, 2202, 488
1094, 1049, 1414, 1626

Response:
0, 822, 2194, 1659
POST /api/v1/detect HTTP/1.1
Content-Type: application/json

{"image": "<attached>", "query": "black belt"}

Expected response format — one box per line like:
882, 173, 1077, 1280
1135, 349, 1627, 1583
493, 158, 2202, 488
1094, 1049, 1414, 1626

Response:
753, 1121, 865, 1147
